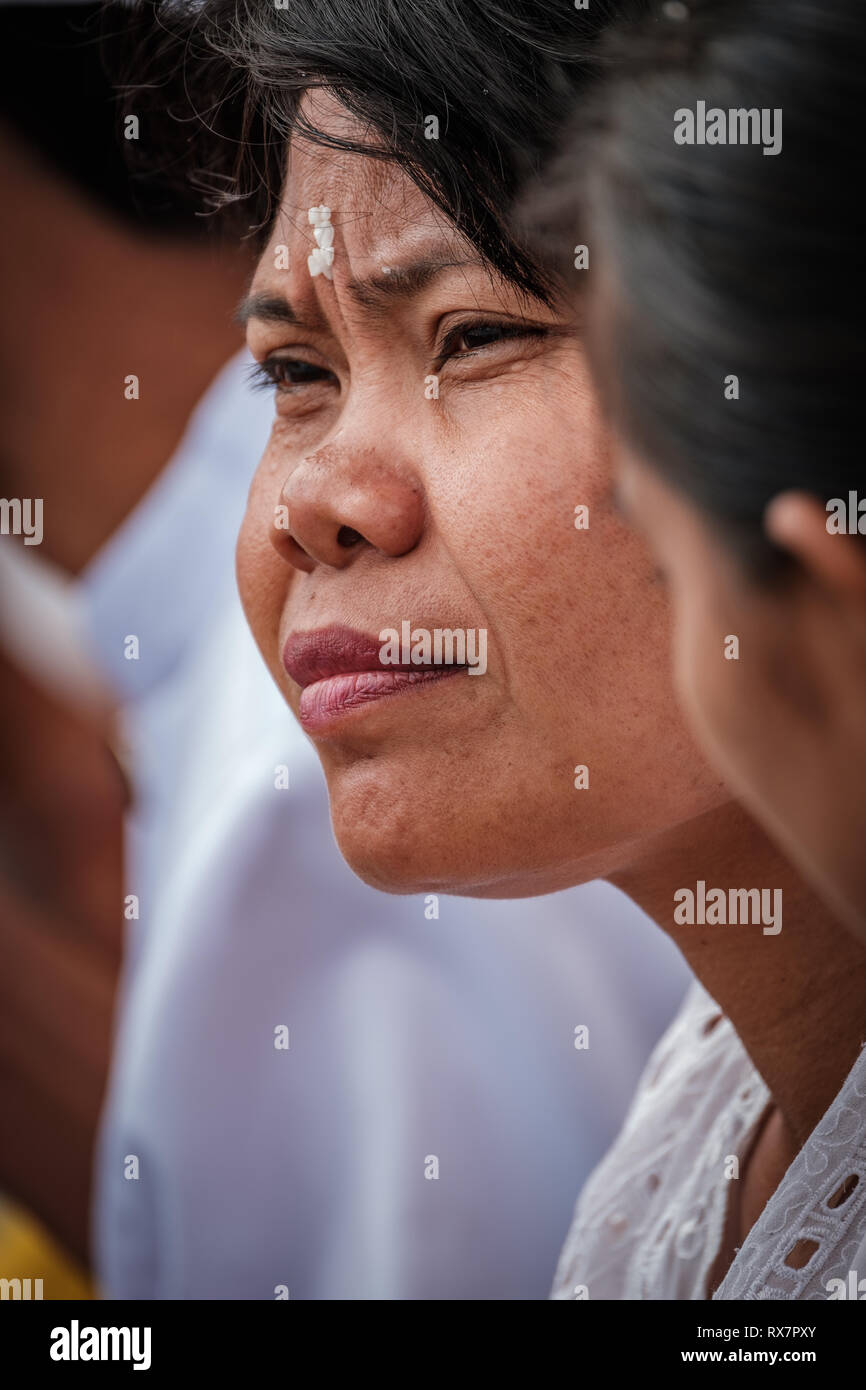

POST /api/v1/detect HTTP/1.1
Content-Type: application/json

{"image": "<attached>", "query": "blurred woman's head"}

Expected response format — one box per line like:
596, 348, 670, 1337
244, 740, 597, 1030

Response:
528, 0, 866, 931
137, 0, 735, 898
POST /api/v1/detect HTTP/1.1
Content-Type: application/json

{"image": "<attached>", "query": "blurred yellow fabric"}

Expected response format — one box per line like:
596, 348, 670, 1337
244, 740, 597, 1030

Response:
0, 1199, 95, 1300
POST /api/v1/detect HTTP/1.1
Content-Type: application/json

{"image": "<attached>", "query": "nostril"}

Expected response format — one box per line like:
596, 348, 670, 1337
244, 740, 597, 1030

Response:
337, 526, 363, 548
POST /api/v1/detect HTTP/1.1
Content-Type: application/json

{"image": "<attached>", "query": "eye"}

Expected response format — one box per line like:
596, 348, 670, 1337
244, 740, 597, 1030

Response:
249, 357, 336, 393
435, 318, 548, 368
455, 323, 518, 351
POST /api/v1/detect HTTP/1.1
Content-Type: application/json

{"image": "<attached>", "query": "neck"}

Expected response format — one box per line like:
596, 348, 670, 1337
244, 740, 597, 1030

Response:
0, 133, 253, 573
611, 800, 866, 1149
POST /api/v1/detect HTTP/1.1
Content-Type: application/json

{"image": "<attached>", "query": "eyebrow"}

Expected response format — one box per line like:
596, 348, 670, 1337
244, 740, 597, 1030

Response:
236, 293, 308, 328
237, 257, 488, 329
347, 258, 484, 309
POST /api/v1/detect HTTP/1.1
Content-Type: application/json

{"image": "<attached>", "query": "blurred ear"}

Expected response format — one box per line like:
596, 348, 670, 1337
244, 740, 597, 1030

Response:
765, 492, 866, 609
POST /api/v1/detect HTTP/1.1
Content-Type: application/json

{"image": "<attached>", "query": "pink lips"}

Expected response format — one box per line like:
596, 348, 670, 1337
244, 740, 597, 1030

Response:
283, 625, 465, 732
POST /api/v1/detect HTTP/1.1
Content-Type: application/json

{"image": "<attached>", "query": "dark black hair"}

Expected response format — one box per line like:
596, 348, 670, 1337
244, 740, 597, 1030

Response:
111, 0, 651, 300
524, 0, 866, 569
0, 3, 218, 235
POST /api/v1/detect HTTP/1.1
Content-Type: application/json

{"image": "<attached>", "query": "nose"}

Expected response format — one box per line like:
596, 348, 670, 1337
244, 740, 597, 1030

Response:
271, 439, 425, 573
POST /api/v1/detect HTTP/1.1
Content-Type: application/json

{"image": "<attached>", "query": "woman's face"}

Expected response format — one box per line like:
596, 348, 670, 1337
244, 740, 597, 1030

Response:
236, 94, 727, 896
613, 439, 866, 942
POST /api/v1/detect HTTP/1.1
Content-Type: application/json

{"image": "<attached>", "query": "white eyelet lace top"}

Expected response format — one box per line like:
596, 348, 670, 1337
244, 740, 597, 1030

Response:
551, 980, 866, 1300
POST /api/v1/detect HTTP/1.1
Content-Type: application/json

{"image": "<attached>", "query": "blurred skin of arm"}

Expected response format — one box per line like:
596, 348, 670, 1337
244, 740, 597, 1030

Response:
0, 649, 125, 1265
0, 127, 252, 1267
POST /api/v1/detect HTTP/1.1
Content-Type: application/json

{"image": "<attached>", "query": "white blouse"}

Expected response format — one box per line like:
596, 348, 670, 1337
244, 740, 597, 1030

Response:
551, 980, 866, 1300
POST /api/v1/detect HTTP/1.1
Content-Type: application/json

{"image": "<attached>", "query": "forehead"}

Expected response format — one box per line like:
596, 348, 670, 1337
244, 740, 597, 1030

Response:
262, 88, 471, 272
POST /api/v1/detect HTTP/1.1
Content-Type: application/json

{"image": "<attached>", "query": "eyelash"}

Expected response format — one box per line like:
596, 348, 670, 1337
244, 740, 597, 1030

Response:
249, 318, 548, 394
247, 358, 331, 393
433, 318, 547, 369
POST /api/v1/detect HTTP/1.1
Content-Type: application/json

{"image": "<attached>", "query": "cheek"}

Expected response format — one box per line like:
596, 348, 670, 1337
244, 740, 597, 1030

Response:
235, 461, 287, 657
439, 373, 613, 611
440, 386, 660, 693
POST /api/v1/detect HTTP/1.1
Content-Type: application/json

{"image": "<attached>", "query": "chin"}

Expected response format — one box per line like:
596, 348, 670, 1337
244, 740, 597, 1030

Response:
335, 835, 440, 896
327, 777, 476, 895
325, 761, 586, 899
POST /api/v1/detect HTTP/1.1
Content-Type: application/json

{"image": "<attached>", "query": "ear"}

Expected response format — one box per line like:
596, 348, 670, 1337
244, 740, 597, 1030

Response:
765, 492, 866, 608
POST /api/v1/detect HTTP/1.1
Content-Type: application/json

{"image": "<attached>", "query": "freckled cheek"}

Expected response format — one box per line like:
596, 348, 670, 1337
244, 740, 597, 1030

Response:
434, 418, 591, 667
236, 468, 287, 653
